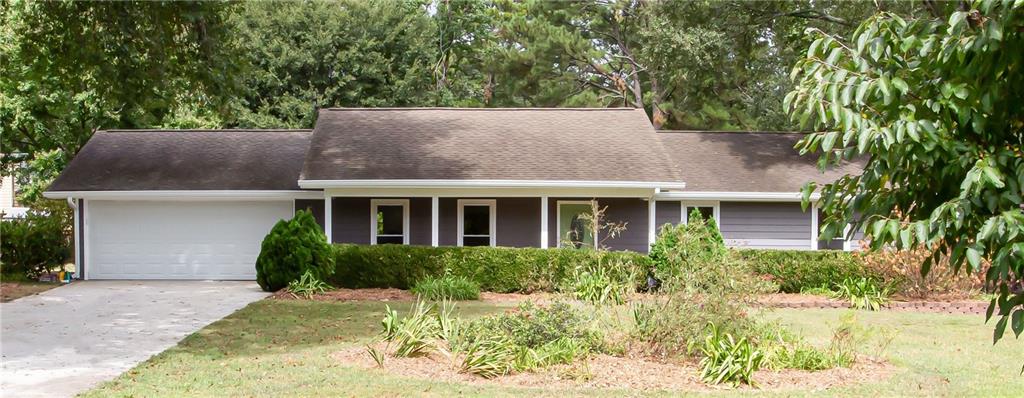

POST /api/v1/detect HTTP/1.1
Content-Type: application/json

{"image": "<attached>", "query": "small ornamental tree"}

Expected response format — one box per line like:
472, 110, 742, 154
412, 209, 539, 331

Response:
255, 210, 334, 291
786, 0, 1023, 347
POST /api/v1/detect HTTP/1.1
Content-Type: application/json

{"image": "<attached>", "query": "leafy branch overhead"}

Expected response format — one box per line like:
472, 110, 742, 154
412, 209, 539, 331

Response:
786, 0, 1024, 347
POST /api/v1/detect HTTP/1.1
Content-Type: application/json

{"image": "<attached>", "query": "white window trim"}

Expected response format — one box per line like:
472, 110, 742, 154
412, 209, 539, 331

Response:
555, 200, 596, 248
681, 200, 720, 226
457, 199, 496, 247
370, 199, 410, 245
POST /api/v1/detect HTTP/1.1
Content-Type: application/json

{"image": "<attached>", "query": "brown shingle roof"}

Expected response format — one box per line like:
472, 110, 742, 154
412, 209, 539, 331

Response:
300, 108, 682, 184
658, 131, 862, 192
47, 130, 312, 191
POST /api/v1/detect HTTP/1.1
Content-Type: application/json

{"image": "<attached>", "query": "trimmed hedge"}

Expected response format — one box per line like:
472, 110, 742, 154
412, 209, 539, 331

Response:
330, 244, 650, 293
734, 249, 881, 293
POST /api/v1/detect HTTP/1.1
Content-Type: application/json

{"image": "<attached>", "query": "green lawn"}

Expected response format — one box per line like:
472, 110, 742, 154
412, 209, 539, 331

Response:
83, 300, 1024, 397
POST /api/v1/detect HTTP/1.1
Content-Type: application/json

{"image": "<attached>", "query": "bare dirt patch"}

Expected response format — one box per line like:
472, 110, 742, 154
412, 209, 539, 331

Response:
757, 293, 988, 314
0, 282, 59, 302
333, 344, 891, 393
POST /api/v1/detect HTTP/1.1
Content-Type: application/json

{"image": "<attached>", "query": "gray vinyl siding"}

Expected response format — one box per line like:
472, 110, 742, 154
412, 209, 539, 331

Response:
655, 201, 681, 231
496, 198, 541, 247
294, 199, 325, 229
720, 202, 811, 249
409, 198, 432, 246
547, 198, 650, 253
439, 198, 458, 246
331, 197, 370, 244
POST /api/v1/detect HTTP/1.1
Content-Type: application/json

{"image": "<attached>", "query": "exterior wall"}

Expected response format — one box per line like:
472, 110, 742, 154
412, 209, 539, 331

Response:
332, 197, 371, 244
409, 198, 432, 246
438, 198, 458, 246
294, 199, 325, 228
77, 199, 85, 279
496, 198, 541, 247
655, 200, 681, 230
719, 202, 811, 249
547, 197, 650, 252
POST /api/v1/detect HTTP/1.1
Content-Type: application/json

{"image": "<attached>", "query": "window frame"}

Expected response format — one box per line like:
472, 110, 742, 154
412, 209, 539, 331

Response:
680, 200, 720, 226
457, 199, 497, 247
370, 199, 410, 245
555, 200, 596, 249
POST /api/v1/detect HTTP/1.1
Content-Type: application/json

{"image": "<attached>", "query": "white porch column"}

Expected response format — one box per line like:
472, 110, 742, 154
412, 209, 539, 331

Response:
324, 194, 333, 243
647, 199, 656, 247
431, 196, 439, 247
810, 202, 819, 250
540, 196, 549, 248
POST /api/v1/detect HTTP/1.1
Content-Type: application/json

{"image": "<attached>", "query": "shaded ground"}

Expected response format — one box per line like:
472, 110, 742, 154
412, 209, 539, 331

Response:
0, 281, 59, 302
82, 299, 1024, 397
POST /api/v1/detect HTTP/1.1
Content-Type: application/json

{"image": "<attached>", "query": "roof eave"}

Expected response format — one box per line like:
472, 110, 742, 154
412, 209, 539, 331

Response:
299, 179, 686, 190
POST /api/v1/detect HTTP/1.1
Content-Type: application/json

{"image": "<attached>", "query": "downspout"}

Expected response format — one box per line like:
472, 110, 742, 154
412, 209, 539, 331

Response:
67, 197, 82, 280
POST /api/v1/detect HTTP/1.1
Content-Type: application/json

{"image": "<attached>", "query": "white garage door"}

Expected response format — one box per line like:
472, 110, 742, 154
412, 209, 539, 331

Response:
86, 200, 293, 280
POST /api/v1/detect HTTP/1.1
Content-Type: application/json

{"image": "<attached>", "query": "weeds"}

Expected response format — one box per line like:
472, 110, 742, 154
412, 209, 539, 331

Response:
286, 270, 330, 299
832, 277, 891, 311
411, 274, 480, 301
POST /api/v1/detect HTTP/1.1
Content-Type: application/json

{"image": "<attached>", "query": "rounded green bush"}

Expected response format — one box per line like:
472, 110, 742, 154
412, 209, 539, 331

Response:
255, 210, 335, 291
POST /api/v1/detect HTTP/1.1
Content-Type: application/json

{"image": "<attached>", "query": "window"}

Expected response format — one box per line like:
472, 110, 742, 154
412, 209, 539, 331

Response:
458, 199, 495, 247
557, 201, 595, 249
371, 199, 409, 245
681, 201, 720, 225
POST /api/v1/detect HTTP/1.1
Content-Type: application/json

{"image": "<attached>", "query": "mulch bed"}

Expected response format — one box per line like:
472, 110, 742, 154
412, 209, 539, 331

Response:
333, 343, 892, 392
0, 282, 59, 303
758, 293, 988, 315
272, 288, 556, 304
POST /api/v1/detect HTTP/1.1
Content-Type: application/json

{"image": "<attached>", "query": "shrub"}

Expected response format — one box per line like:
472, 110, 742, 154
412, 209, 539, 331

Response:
631, 211, 773, 359
331, 244, 649, 293
859, 245, 984, 299
565, 259, 633, 306
255, 210, 335, 292
695, 323, 764, 387
831, 277, 891, 311
0, 211, 70, 278
411, 274, 480, 300
735, 249, 881, 293
287, 270, 331, 299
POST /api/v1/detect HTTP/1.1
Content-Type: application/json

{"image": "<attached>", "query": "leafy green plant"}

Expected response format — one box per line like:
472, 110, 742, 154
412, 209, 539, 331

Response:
695, 323, 764, 387
411, 274, 480, 300
387, 300, 439, 358
366, 345, 386, 368
458, 335, 516, 378
832, 277, 890, 311
800, 285, 835, 296
255, 210, 335, 292
566, 264, 629, 306
0, 211, 70, 278
332, 243, 648, 293
286, 270, 330, 299
735, 249, 880, 293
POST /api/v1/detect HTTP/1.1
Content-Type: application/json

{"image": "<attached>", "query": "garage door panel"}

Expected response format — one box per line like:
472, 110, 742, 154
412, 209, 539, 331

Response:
87, 200, 292, 280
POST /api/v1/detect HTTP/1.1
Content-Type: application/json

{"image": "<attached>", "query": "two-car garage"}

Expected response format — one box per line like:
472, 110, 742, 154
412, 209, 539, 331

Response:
84, 200, 293, 280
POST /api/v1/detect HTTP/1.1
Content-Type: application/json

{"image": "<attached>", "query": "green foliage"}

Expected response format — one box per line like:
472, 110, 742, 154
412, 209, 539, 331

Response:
411, 274, 480, 301
331, 244, 648, 293
754, 321, 850, 371
565, 258, 634, 306
735, 249, 881, 293
255, 210, 334, 292
286, 270, 330, 299
0, 211, 70, 278
832, 277, 891, 311
649, 209, 729, 285
788, 0, 1024, 344
2, 1, 241, 170
695, 323, 764, 387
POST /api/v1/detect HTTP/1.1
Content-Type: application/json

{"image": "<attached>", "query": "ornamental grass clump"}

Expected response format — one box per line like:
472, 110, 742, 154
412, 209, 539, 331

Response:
411, 273, 480, 300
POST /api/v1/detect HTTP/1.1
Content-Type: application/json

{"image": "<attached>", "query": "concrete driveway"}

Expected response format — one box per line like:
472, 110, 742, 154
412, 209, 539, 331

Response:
1, 281, 269, 397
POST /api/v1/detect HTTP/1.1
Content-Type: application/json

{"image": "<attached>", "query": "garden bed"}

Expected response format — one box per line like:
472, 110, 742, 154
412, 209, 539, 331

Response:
271, 288, 556, 303
334, 343, 892, 392
758, 293, 989, 315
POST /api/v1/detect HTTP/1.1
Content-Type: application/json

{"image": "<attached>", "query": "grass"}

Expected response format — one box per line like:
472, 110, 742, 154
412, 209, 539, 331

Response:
83, 300, 1024, 397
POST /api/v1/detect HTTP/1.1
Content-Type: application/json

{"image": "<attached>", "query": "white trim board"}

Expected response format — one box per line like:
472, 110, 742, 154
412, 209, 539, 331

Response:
323, 187, 659, 198
370, 199, 410, 245
655, 191, 821, 202
456, 199, 497, 247
301, 179, 685, 190
44, 190, 324, 200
